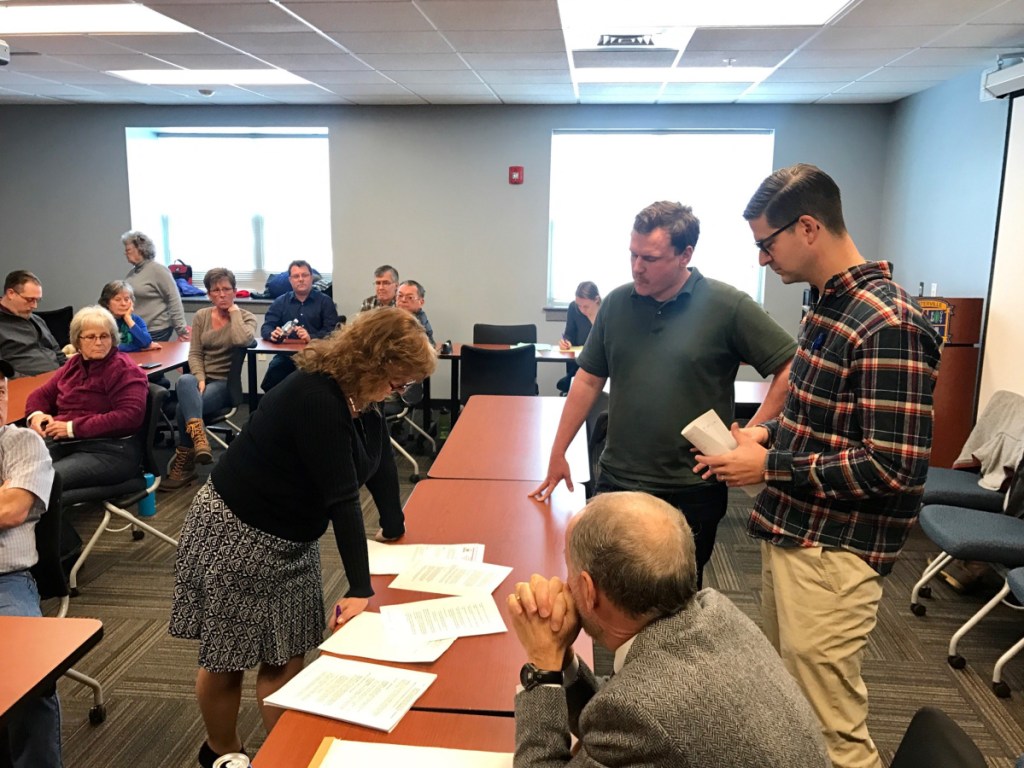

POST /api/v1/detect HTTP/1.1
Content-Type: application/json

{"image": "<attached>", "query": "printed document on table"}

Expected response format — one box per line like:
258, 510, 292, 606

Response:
366, 540, 485, 575
319, 612, 455, 663
681, 408, 766, 498
310, 738, 512, 768
380, 594, 507, 641
389, 560, 513, 596
263, 655, 435, 732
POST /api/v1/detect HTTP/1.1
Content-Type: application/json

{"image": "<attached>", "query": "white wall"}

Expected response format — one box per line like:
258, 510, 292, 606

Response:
0, 102, 892, 394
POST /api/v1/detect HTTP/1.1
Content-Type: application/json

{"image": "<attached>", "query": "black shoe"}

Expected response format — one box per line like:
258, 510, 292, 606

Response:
197, 742, 247, 768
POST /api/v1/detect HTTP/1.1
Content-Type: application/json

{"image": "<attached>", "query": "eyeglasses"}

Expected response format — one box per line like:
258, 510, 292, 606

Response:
79, 334, 112, 343
754, 215, 803, 256
389, 380, 416, 394
15, 292, 41, 305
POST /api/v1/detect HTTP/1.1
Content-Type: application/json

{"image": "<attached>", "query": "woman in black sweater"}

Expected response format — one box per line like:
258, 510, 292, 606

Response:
169, 307, 436, 768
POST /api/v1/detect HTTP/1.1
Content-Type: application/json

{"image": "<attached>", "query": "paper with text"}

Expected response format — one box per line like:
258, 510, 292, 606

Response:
262, 655, 435, 732
380, 595, 507, 641
314, 738, 512, 768
389, 560, 513, 596
318, 611, 454, 663
681, 408, 766, 498
367, 540, 485, 575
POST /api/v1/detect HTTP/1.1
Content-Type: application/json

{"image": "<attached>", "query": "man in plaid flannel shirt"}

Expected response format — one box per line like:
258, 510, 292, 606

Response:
696, 164, 941, 768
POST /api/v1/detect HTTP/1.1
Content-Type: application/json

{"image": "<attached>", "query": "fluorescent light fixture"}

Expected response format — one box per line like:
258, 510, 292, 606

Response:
574, 67, 772, 84
109, 69, 312, 86
558, 0, 855, 29
0, 4, 194, 35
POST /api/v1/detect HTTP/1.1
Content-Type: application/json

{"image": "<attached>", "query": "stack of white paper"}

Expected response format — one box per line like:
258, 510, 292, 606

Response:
681, 408, 766, 498
319, 612, 455, 663
262, 655, 435, 732
367, 540, 484, 576
389, 561, 512, 596
314, 738, 513, 768
380, 595, 507, 642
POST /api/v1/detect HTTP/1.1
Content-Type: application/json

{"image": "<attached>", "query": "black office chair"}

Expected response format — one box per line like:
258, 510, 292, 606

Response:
63, 384, 179, 595
889, 707, 985, 768
472, 323, 537, 345
30, 474, 106, 724
459, 345, 538, 403
35, 305, 74, 348
384, 383, 436, 483
206, 343, 254, 449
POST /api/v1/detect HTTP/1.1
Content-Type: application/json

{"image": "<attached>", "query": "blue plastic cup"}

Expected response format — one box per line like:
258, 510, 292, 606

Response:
138, 473, 157, 517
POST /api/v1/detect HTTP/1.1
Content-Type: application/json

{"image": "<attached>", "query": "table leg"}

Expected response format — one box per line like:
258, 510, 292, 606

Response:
422, 376, 433, 434
247, 351, 258, 414
450, 358, 460, 426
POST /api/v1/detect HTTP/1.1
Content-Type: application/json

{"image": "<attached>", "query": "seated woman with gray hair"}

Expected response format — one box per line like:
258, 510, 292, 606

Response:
25, 305, 149, 491
98, 279, 159, 352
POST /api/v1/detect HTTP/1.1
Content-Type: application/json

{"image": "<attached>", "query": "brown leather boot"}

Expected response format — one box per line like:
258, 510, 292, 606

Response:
185, 418, 213, 464
161, 447, 197, 491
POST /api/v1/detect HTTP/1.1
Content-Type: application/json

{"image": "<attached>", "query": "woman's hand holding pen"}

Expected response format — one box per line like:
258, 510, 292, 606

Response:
559, 335, 571, 351
329, 596, 369, 631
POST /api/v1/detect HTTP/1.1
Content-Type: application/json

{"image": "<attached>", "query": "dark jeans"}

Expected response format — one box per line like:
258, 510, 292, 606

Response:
48, 438, 142, 492
594, 477, 728, 590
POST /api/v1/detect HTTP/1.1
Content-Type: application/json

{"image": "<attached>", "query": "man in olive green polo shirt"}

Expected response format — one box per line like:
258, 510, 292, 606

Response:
531, 201, 796, 587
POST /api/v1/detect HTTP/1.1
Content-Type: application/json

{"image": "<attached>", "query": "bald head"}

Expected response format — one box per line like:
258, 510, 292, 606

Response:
567, 491, 697, 619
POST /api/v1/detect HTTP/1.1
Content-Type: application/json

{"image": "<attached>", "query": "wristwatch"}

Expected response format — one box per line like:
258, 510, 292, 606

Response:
520, 662, 563, 690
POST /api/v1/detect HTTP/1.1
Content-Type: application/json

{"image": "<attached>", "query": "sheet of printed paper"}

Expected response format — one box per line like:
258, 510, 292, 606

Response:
380, 594, 507, 641
388, 560, 513, 596
318, 611, 455, 663
366, 540, 485, 575
314, 738, 512, 768
681, 408, 766, 498
262, 655, 435, 732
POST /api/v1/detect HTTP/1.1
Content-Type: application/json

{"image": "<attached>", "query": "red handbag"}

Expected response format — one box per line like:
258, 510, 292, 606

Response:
168, 259, 193, 284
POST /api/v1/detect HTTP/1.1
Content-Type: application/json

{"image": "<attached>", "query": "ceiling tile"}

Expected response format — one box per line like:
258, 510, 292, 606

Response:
255, 53, 371, 71
817, 92, 901, 103
418, 1, 562, 31
766, 66, 878, 82
860, 65, 966, 81
94, 34, 242, 56
660, 82, 750, 97
750, 82, 851, 96
686, 27, 819, 51
894, 46, 1005, 66
358, 52, 468, 69
931, 24, 1024, 48
491, 83, 575, 101
578, 83, 662, 102
736, 94, 819, 103
215, 32, 345, 54
382, 69, 483, 83
45, 53, 178, 69
157, 53, 269, 68
147, 3, 307, 33
293, 69, 393, 84
407, 83, 501, 101
0, 55, 91, 73
784, 48, 909, 67
972, 0, 1024, 24
326, 31, 453, 54
678, 50, 790, 67
836, 80, 936, 95
835, 0, 1004, 27
461, 52, 568, 69
282, 2, 434, 32
5, 35, 133, 55
478, 69, 570, 84
441, 29, 566, 53
806, 25, 954, 50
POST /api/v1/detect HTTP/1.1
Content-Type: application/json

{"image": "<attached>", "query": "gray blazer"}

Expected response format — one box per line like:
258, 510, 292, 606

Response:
514, 589, 829, 767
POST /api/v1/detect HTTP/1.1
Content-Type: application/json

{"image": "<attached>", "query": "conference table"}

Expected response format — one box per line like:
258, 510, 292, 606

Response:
0, 616, 104, 726
429, 395, 590, 482
256, 709, 516, 768
4, 342, 191, 425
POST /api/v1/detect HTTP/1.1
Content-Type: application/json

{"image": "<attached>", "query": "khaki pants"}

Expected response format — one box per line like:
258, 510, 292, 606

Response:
761, 541, 884, 768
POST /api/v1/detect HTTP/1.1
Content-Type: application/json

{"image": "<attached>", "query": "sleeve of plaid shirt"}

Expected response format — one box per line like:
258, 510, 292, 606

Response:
766, 322, 936, 502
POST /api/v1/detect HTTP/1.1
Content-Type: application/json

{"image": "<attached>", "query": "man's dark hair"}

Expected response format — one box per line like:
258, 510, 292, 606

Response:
633, 201, 700, 254
288, 260, 313, 276
374, 265, 399, 283
4, 270, 41, 293
743, 163, 847, 236
399, 279, 425, 299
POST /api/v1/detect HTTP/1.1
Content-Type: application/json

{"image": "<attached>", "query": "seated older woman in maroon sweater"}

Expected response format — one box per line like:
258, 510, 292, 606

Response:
25, 305, 148, 491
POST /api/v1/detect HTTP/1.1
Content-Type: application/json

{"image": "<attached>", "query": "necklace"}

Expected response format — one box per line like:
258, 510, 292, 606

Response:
347, 396, 358, 415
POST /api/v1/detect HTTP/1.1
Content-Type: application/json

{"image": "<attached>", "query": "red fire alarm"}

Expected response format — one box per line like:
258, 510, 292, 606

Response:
509, 165, 524, 185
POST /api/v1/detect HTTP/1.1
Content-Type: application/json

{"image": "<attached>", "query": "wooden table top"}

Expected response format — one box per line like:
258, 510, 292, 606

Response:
255, 709, 515, 768
0, 616, 104, 725
444, 342, 576, 363
325, 479, 590, 716
429, 396, 590, 482
249, 338, 308, 354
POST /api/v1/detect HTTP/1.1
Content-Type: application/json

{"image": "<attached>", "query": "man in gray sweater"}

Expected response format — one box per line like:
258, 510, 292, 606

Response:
508, 491, 829, 768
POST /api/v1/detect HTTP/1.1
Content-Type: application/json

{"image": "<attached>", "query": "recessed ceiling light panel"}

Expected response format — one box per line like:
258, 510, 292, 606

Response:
0, 4, 194, 35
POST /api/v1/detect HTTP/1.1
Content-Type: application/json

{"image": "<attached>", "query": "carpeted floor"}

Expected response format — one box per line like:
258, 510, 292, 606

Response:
51, 422, 1024, 767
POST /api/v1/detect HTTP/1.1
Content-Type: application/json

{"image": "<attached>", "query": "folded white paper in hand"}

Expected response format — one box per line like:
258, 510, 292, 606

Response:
681, 409, 766, 498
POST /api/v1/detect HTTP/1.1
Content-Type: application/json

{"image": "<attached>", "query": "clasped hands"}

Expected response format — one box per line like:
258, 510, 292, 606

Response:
28, 414, 71, 440
693, 423, 770, 487
507, 574, 580, 672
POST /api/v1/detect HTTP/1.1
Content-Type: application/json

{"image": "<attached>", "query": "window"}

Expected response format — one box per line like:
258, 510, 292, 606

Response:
548, 130, 774, 306
124, 127, 332, 286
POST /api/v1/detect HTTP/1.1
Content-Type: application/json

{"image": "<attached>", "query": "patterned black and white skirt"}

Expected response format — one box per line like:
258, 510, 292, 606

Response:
168, 478, 325, 673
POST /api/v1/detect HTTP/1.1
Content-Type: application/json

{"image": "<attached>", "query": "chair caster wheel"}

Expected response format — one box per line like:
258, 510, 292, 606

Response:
910, 603, 927, 616
410, 474, 420, 483
89, 704, 106, 725
132, 529, 145, 541
948, 654, 966, 669
919, 585, 932, 599
70, 587, 80, 597
994, 681, 1012, 698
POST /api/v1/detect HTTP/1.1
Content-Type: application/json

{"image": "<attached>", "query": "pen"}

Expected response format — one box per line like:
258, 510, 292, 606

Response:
811, 332, 826, 352
335, 604, 342, 625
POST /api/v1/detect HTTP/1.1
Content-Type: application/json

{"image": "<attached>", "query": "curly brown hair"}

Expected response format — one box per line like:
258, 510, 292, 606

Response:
295, 307, 436, 410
